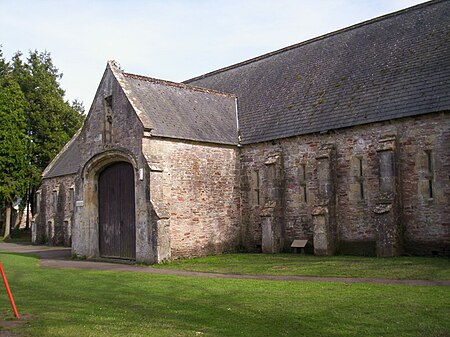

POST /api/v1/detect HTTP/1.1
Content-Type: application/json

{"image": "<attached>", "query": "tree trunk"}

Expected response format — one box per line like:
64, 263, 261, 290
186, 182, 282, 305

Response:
26, 199, 30, 230
25, 186, 31, 229
4, 203, 11, 238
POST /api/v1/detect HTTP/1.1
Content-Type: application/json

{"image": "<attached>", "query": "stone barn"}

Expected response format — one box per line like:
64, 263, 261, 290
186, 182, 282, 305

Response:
33, 0, 450, 262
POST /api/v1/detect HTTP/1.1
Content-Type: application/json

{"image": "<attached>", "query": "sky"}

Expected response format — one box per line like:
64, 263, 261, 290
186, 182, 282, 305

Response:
0, 0, 426, 110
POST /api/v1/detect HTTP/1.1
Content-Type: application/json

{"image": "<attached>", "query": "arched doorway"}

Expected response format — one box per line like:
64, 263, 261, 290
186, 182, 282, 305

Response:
98, 161, 136, 259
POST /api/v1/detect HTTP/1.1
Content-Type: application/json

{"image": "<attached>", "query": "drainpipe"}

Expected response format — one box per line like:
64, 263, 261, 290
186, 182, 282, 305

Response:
234, 97, 242, 146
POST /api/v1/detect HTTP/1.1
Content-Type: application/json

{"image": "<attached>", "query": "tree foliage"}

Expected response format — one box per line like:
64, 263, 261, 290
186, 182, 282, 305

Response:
0, 53, 29, 203
11, 50, 85, 174
0, 47, 85, 207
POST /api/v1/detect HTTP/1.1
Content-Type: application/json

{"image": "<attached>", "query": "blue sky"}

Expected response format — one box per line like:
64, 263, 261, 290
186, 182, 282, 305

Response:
0, 0, 425, 109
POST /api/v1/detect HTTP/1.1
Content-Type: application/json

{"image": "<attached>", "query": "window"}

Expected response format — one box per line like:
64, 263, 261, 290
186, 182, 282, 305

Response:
358, 158, 364, 200
35, 191, 41, 214
52, 190, 58, 213
299, 163, 308, 203
47, 221, 54, 240
64, 220, 71, 245
104, 95, 113, 143
69, 187, 75, 211
425, 150, 433, 199
351, 156, 365, 201
251, 170, 260, 206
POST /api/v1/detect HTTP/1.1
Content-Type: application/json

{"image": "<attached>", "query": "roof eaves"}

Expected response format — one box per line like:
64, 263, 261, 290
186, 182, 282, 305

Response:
148, 132, 238, 146
43, 171, 78, 180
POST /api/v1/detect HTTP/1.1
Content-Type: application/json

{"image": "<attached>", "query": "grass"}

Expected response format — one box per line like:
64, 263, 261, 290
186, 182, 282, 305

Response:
154, 253, 450, 280
0, 253, 449, 336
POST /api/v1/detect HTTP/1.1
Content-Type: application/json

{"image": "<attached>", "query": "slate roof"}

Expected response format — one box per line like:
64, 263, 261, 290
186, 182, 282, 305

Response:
122, 73, 238, 145
185, 0, 450, 144
43, 75, 238, 179
43, 135, 81, 179
43, 0, 450, 179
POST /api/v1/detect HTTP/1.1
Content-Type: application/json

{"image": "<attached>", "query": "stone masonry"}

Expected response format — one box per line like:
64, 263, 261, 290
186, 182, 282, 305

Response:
143, 137, 240, 259
33, 174, 75, 246
33, 2, 450, 261
240, 112, 449, 256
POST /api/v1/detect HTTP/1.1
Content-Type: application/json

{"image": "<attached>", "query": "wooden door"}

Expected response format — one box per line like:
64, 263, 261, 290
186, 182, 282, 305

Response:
98, 162, 136, 259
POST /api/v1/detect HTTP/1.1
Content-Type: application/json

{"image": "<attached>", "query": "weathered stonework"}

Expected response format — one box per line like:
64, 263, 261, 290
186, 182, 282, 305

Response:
143, 137, 240, 260
312, 143, 337, 256
33, 174, 75, 246
240, 113, 450, 256
260, 153, 284, 253
34, 78, 450, 260
34, 64, 156, 263
33, 2, 450, 262
34, 63, 242, 263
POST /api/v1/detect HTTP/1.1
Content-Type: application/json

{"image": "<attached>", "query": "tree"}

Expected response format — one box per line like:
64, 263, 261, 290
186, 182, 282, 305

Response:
12, 51, 84, 224
12, 50, 85, 173
0, 48, 84, 233
0, 52, 29, 237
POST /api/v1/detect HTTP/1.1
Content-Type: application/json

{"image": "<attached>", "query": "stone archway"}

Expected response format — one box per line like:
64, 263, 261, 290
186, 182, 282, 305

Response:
74, 150, 138, 259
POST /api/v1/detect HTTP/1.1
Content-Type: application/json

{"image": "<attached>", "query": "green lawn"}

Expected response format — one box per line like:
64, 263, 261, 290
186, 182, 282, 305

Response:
154, 254, 450, 280
0, 253, 449, 336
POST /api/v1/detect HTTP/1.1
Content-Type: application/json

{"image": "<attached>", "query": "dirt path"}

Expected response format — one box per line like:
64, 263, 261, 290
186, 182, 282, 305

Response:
1, 242, 449, 286
0, 315, 31, 337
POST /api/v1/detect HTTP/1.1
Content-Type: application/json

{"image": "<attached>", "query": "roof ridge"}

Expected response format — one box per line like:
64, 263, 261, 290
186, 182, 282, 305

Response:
123, 72, 235, 98
183, 0, 439, 84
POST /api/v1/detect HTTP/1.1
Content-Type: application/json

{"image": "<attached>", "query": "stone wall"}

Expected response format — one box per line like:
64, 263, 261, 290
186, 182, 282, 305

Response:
143, 137, 241, 260
33, 174, 76, 246
32, 65, 156, 262
240, 112, 450, 256
35, 62, 449, 260
35, 64, 241, 262
71, 65, 154, 262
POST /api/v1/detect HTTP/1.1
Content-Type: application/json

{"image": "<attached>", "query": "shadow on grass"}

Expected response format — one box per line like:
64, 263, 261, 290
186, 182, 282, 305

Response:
0, 246, 70, 261
0, 252, 41, 260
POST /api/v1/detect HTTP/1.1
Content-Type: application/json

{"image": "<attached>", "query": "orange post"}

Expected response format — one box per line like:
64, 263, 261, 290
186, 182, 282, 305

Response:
0, 262, 19, 318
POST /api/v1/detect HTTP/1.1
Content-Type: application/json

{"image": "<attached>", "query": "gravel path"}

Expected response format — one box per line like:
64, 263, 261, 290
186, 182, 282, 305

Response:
1, 242, 449, 287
